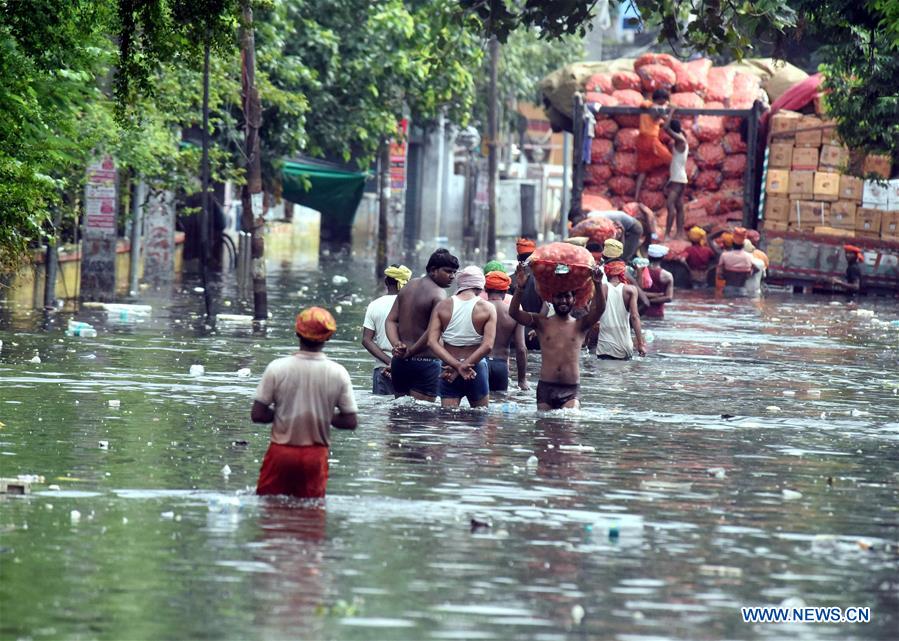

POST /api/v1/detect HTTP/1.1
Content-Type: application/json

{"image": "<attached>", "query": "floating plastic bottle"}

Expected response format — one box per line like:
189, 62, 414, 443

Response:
66, 320, 97, 338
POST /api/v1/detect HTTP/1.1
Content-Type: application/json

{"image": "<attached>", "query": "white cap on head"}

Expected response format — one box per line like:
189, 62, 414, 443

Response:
647, 244, 669, 259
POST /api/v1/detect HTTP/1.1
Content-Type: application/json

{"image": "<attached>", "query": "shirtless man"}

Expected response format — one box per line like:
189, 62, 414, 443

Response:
509, 264, 605, 411
386, 248, 459, 401
426, 266, 497, 408
596, 261, 646, 360
483, 270, 528, 395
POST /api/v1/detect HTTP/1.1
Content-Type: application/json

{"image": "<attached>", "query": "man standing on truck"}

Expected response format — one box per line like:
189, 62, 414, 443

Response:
635, 89, 673, 202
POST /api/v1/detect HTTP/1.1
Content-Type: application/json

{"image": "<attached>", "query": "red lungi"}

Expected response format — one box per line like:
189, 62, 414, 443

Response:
636, 134, 673, 173
256, 442, 329, 498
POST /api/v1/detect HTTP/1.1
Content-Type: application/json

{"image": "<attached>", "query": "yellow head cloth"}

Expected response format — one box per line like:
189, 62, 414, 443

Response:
603, 238, 624, 259
687, 226, 706, 243
384, 264, 412, 289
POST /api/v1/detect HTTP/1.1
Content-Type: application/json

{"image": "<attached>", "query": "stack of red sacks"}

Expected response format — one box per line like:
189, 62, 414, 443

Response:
582, 53, 758, 236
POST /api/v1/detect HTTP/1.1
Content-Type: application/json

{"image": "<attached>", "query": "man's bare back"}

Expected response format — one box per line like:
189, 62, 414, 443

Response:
487, 298, 520, 359
392, 277, 445, 357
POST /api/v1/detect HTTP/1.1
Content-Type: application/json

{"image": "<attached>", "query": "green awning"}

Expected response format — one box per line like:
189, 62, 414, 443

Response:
281, 159, 367, 227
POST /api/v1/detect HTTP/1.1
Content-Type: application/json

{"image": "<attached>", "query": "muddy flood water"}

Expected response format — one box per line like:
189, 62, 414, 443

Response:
1, 255, 897, 641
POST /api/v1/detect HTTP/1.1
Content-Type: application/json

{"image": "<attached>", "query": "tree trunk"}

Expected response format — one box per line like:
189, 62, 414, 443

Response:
376, 142, 390, 277
240, 1, 267, 321
487, 36, 499, 258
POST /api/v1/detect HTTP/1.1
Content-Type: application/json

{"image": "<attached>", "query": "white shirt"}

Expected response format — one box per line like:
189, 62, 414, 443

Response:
362, 294, 397, 363
255, 352, 357, 447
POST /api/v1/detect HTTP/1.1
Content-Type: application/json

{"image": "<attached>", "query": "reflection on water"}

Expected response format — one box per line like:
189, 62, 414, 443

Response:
1, 253, 897, 641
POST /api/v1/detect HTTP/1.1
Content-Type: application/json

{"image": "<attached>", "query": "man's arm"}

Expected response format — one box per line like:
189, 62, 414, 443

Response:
361, 328, 392, 366
830, 276, 860, 292
331, 412, 357, 430
385, 295, 404, 357
627, 286, 646, 356
251, 400, 274, 424
645, 272, 674, 304
331, 370, 358, 430
509, 265, 538, 326
513, 323, 529, 390
578, 272, 606, 330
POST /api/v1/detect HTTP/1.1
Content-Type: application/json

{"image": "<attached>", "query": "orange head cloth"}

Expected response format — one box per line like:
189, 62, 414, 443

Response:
843, 244, 864, 260
295, 306, 336, 342
485, 270, 511, 292
732, 227, 747, 245
719, 232, 734, 249
603, 260, 628, 280
516, 238, 537, 256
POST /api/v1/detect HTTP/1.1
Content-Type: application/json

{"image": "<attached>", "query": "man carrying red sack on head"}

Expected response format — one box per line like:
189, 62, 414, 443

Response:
252, 306, 358, 499
635, 89, 673, 202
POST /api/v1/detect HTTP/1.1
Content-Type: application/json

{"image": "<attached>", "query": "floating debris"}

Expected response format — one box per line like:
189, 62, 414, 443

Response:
571, 604, 585, 625
782, 489, 803, 500
189, 364, 205, 376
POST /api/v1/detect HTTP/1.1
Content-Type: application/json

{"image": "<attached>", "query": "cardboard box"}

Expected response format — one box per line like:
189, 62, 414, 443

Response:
789, 200, 829, 229
819, 144, 848, 170
788, 171, 815, 197
838, 175, 863, 202
762, 220, 789, 232
769, 143, 793, 169
855, 208, 883, 238
791, 147, 820, 171
765, 196, 790, 222
821, 120, 840, 145
766, 169, 790, 195
813, 171, 841, 201
883, 211, 899, 239
862, 180, 890, 208
886, 179, 899, 212
828, 201, 857, 229
813, 226, 854, 238
863, 154, 892, 179
794, 116, 824, 147
770, 111, 801, 138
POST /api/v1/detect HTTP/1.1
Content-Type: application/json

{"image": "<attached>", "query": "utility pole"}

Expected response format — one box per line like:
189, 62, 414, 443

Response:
240, 1, 267, 322
486, 35, 499, 258
376, 142, 390, 277
43, 206, 63, 309
200, 37, 213, 318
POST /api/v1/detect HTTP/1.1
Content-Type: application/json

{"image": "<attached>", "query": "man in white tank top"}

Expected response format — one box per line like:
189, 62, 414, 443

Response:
427, 266, 497, 408
596, 261, 646, 360
663, 111, 689, 241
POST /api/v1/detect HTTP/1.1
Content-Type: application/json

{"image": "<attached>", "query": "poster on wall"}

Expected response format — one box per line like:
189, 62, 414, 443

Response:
80, 155, 118, 301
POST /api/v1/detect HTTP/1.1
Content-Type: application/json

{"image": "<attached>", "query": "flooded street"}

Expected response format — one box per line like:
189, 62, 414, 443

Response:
1, 255, 897, 641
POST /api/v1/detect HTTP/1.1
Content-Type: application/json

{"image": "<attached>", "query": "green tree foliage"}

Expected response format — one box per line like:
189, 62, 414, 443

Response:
460, 0, 798, 56
462, 0, 899, 157
472, 28, 583, 131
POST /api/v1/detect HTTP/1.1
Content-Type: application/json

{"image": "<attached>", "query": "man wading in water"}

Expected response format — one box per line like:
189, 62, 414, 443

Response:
386, 248, 459, 402
596, 261, 646, 360
427, 266, 497, 408
509, 264, 605, 411
252, 307, 357, 498
483, 270, 529, 396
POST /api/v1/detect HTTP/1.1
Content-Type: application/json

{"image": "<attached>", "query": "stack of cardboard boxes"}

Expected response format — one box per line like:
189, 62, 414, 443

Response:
762, 111, 898, 241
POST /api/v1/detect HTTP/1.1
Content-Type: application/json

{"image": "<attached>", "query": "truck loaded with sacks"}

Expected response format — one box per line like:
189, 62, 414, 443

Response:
540, 54, 809, 239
